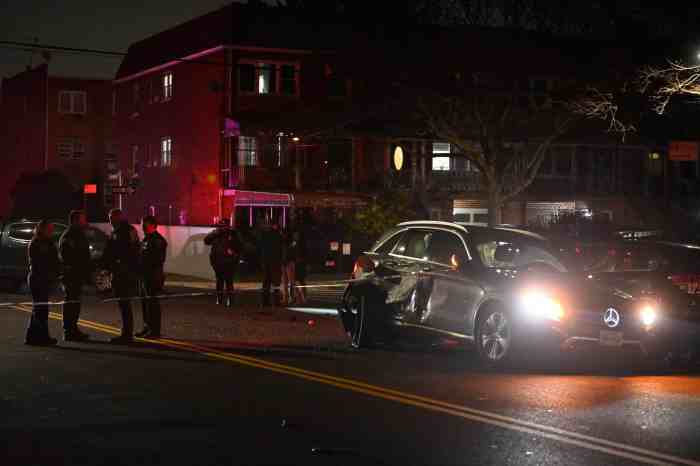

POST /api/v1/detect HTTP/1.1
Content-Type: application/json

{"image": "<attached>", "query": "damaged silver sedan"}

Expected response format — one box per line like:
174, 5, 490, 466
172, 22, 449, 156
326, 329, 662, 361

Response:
339, 221, 667, 367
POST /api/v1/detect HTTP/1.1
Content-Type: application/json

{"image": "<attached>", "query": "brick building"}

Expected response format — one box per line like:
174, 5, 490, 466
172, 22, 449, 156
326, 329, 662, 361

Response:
113, 4, 664, 228
0, 63, 114, 218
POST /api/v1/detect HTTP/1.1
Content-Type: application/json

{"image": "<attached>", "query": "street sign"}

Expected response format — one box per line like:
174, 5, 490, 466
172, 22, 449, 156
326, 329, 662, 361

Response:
112, 186, 135, 195
669, 141, 699, 161
83, 184, 97, 194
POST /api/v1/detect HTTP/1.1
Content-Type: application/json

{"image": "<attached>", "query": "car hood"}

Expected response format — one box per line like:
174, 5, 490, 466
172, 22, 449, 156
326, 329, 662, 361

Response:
492, 269, 638, 313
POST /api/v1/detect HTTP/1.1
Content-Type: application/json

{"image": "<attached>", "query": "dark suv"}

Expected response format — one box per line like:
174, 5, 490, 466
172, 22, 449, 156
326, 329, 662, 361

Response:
339, 221, 665, 366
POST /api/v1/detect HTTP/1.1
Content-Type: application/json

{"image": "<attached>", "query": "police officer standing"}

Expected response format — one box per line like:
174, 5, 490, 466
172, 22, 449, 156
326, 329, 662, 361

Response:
102, 208, 141, 344
260, 220, 282, 307
136, 215, 167, 338
25, 220, 60, 346
204, 218, 241, 307
59, 210, 91, 342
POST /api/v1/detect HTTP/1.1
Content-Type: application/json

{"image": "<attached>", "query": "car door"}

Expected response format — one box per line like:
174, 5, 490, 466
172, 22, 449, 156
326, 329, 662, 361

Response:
382, 228, 433, 324
422, 230, 484, 335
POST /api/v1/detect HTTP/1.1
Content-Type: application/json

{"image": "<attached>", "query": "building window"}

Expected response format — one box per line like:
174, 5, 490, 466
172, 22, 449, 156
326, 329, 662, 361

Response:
238, 61, 299, 96
432, 142, 451, 171
58, 91, 87, 114
162, 72, 173, 101
237, 136, 257, 166
161, 137, 172, 167
57, 138, 85, 159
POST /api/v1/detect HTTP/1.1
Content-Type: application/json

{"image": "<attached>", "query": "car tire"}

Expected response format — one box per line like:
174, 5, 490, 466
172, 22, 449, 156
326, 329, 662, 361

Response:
475, 305, 515, 367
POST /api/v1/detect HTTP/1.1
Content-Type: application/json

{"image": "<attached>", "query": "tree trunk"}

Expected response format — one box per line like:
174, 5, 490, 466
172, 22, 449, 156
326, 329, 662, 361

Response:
487, 187, 502, 226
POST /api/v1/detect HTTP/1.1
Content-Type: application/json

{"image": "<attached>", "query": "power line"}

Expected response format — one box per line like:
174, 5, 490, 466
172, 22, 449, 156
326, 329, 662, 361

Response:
0, 40, 230, 68
0, 40, 126, 57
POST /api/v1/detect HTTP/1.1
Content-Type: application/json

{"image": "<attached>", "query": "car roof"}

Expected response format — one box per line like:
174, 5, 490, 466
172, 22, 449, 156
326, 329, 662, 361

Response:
395, 220, 548, 242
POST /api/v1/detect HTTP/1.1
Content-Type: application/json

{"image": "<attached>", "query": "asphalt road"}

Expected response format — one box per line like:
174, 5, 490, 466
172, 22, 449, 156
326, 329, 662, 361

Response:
1, 286, 700, 466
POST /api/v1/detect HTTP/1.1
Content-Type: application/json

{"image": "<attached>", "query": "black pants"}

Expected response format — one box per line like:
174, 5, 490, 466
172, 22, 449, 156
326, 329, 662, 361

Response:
262, 261, 280, 306
141, 271, 164, 335
213, 263, 236, 298
62, 277, 83, 334
113, 276, 136, 337
26, 276, 51, 341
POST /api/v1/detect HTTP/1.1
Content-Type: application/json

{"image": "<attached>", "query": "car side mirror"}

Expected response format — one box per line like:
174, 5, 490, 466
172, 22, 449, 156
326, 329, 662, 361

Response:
494, 243, 517, 263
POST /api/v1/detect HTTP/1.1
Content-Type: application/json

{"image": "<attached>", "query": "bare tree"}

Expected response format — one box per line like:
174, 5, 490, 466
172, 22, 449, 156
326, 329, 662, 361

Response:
417, 74, 629, 226
639, 61, 700, 115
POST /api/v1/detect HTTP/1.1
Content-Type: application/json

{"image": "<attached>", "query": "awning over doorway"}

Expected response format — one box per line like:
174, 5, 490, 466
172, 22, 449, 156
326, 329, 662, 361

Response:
292, 191, 371, 208
223, 189, 291, 207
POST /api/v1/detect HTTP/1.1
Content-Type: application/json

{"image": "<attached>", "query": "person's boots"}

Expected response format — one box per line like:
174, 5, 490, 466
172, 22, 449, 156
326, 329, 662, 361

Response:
216, 293, 224, 305
225, 293, 234, 308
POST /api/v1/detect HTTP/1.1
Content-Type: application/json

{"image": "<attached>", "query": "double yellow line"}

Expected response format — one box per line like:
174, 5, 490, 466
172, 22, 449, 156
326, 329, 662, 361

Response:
13, 304, 700, 466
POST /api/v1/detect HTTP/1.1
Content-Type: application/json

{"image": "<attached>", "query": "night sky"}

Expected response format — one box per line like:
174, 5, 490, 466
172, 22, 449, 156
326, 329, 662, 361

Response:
0, 1, 243, 81
2, 1, 700, 84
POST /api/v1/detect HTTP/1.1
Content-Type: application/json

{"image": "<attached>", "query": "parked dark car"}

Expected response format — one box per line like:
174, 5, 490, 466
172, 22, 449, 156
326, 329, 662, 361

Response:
339, 221, 667, 367
581, 240, 700, 362
0, 219, 109, 289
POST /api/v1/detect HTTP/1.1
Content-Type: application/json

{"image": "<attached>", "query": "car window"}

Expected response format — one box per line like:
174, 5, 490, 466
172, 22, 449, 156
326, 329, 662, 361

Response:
7, 222, 66, 243
393, 229, 431, 259
475, 239, 567, 272
8, 223, 35, 242
426, 230, 467, 265
374, 231, 404, 255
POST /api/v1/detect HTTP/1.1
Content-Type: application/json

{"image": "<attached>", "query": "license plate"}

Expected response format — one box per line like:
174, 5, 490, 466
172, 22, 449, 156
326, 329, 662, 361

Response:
599, 330, 623, 347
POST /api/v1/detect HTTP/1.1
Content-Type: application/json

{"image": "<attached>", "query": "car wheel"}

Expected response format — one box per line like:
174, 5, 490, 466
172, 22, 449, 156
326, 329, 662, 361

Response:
475, 307, 514, 366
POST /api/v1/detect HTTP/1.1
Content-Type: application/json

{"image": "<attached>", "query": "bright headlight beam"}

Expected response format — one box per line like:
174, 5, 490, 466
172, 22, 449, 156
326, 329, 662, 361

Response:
520, 290, 564, 321
640, 305, 657, 327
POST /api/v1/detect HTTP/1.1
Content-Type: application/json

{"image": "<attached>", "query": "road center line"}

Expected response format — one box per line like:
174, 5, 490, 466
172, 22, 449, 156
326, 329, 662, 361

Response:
13, 305, 699, 466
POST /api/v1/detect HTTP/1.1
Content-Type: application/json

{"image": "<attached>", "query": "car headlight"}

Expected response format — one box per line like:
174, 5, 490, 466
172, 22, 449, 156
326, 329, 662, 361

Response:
520, 290, 564, 322
639, 304, 657, 327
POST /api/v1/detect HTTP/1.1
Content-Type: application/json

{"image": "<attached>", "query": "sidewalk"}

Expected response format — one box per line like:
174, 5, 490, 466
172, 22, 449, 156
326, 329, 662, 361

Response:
165, 272, 349, 291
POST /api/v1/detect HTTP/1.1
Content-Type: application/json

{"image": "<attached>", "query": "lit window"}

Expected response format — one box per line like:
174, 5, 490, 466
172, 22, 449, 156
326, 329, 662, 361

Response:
432, 142, 451, 171
57, 138, 85, 159
58, 91, 87, 114
258, 64, 274, 94
161, 137, 172, 167
238, 136, 257, 167
238, 61, 298, 96
162, 72, 173, 101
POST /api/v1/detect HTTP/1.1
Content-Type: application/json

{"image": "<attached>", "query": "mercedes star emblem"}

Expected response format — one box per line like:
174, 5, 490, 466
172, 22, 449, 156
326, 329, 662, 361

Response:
603, 308, 621, 328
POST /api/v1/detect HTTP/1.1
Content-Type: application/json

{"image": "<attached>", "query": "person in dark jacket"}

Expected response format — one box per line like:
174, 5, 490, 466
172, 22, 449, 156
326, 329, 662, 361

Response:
136, 215, 167, 338
59, 210, 91, 342
204, 219, 241, 307
260, 220, 282, 306
102, 208, 141, 344
25, 220, 60, 346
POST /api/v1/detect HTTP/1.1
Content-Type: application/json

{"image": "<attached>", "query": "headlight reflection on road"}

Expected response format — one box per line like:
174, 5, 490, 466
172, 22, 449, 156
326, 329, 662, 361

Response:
639, 304, 657, 327
520, 290, 564, 322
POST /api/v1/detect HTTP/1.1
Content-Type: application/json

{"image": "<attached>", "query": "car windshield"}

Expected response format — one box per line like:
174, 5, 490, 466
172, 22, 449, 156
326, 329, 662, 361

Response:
474, 236, 568, 273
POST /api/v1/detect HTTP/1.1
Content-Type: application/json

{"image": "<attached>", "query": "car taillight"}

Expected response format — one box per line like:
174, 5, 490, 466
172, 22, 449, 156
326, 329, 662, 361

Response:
668, 274, 700, 294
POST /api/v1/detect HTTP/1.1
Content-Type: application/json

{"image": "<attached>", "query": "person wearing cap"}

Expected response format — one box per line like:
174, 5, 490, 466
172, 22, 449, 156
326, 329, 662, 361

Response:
102, 208, 141, 343
136, 215, 167, 338
204, 218, 241, 307
58, 210, 91, 342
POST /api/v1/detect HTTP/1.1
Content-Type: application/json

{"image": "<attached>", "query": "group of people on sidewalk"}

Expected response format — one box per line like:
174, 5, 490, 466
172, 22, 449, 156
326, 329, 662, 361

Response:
205, 217, 308, 308
25, 209, 167, 346
25, 210, 309, 346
